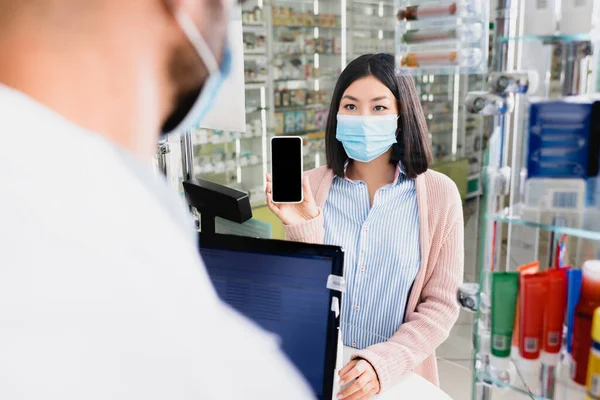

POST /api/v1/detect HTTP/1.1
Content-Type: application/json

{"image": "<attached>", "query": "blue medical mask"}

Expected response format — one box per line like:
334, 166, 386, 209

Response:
336, 114, 399, 163
161, 12, 232, 136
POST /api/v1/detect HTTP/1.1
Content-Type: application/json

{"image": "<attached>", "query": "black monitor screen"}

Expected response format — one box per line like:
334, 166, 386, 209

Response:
200, 237, 340, 399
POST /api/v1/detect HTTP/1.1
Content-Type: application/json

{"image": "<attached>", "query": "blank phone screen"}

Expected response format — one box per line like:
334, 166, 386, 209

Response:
272, 137, 303, 203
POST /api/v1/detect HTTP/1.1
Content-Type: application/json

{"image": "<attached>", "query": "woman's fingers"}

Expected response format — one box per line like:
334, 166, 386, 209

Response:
266, 193, 280, 217
338, 373, 372, 400
339, 360, 357, 379
266, 172, 272, 183
340, 360, 367, 385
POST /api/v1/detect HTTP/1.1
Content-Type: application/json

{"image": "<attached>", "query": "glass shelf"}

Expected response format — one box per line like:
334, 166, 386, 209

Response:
273, 25, 342, 30
497, 34, 593, 43
478, 358, 585, 400
489, 208, 600, 242
274, 103, 328, 111
273, 52, 341, 59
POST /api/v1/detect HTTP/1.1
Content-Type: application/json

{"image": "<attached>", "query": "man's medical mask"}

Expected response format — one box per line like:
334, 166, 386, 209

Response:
336, 114, 399, 163
161, 12, 232, 136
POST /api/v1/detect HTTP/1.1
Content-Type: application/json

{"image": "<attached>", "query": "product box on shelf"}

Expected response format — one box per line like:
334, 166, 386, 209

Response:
242, 7, 263, 25
301, 11, 315, 27
274, 113, 285, 135
306, 110, 317, 131
284, 112, 297, 133
524, 97, 600, 224
560, 0, 599, 35
271, 7, 336, 28
523, 0, 557, 36
294, 89, 307, 106
315, 110, 329, 130
294, 111, 307, 132
395, 0, 489, 75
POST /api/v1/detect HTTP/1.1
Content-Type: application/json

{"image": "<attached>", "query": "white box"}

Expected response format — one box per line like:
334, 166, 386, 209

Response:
560, 0, 598, 35
523, 0, 558, 36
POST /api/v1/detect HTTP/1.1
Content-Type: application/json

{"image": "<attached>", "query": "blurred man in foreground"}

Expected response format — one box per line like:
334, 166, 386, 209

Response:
0, 1, 311, 398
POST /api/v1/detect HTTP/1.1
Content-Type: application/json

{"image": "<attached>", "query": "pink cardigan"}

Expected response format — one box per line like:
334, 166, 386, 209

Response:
284, 166, 464, 391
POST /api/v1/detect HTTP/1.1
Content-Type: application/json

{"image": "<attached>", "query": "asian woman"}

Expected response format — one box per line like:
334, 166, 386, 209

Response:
266, 53, 464, 400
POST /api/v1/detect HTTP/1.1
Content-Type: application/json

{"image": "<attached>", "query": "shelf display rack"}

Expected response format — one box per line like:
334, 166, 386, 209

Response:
188, 0, 489, 214
466, 0, 600, 399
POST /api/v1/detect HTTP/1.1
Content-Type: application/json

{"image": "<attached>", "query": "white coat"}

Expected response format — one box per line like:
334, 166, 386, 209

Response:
0, 85, 312, 399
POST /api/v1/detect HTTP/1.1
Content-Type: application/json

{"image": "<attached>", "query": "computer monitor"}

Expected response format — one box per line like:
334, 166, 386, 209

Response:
199, 233, 344, 400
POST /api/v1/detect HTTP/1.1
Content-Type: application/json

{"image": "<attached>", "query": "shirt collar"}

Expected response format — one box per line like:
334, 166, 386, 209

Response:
342, 160, 406, 185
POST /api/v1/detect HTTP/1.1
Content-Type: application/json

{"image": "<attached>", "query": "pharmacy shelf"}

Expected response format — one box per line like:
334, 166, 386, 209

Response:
245, 48, 267, 55
245, 82, 268, 90
351, 0, 394, 5
273, 25, 342, 30
243, 24, 267, 33
194, 136, 265, 147
275, 103, 328, 111
274, 75, 337, 83
489, 208, 600, 242
273, 53, 341, 59
478, 359, 584, 400
244, 54, 268, 63
496, 33, 593, 43
278, 129, 325, 136
243, 21, 266, 27
349, 26, 395, 33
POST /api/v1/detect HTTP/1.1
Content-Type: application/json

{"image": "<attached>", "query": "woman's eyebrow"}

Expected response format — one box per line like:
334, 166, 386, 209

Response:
371, 96, 391, 101
342, 95, 359, 101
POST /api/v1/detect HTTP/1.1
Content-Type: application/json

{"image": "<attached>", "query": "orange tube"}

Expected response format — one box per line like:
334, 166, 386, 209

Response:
400, 51, 458, 67
519, 273, 549, 360
572, 261, 600, 385
512, 262, 540, 353
542, 269, 568, 355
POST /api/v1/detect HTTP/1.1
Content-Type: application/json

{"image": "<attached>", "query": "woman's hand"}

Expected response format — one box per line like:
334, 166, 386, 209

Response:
337, 359, 380, 400
265, 173, 319, 225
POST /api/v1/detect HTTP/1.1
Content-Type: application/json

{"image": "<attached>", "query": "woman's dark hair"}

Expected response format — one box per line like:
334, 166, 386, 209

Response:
325, 53, 432, 179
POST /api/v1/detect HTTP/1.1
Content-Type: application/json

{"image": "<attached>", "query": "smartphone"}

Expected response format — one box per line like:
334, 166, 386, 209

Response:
271, 136, 303, 204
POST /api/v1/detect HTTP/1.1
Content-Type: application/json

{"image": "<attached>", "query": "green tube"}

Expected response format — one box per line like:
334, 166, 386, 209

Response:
491, 272, 520, 358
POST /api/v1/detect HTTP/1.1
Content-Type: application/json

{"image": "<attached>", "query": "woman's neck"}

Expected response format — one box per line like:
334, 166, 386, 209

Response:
346, 150, 396, 186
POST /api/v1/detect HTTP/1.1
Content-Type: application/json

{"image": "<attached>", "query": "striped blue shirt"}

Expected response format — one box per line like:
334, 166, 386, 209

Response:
323, 164, 420, 349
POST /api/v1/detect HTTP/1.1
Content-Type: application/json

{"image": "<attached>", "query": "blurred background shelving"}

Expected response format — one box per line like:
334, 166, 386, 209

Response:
191, 0, 489, 218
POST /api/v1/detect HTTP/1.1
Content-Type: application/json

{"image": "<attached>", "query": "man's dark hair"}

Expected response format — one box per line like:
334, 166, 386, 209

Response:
325, 53, 432, 179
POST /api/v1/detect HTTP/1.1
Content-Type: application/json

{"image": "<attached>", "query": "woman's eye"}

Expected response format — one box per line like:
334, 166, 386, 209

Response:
344, 104, 357, 111
374, 105, 387, 111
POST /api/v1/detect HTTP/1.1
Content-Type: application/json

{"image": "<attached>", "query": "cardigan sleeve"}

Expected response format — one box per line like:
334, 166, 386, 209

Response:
283, 209, 325, 244
352, 204, 464, 392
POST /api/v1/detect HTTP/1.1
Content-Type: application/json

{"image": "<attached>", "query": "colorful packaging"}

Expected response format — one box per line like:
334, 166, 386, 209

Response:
491, 272, 520, 359
295, 111, 306, 133
519, 273, 549, 360
543, 269, 568, 355
295, 89, 307, 106
512, 262, 540, 355
284, 112, 297, 133
586, 307, 600, 399
306, 110, 317, 131
315, 110, 328, 130
526, 98, 600, 209
572, 261, 600, 385
567, 269, 584, 354
274, 113, 285, 135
